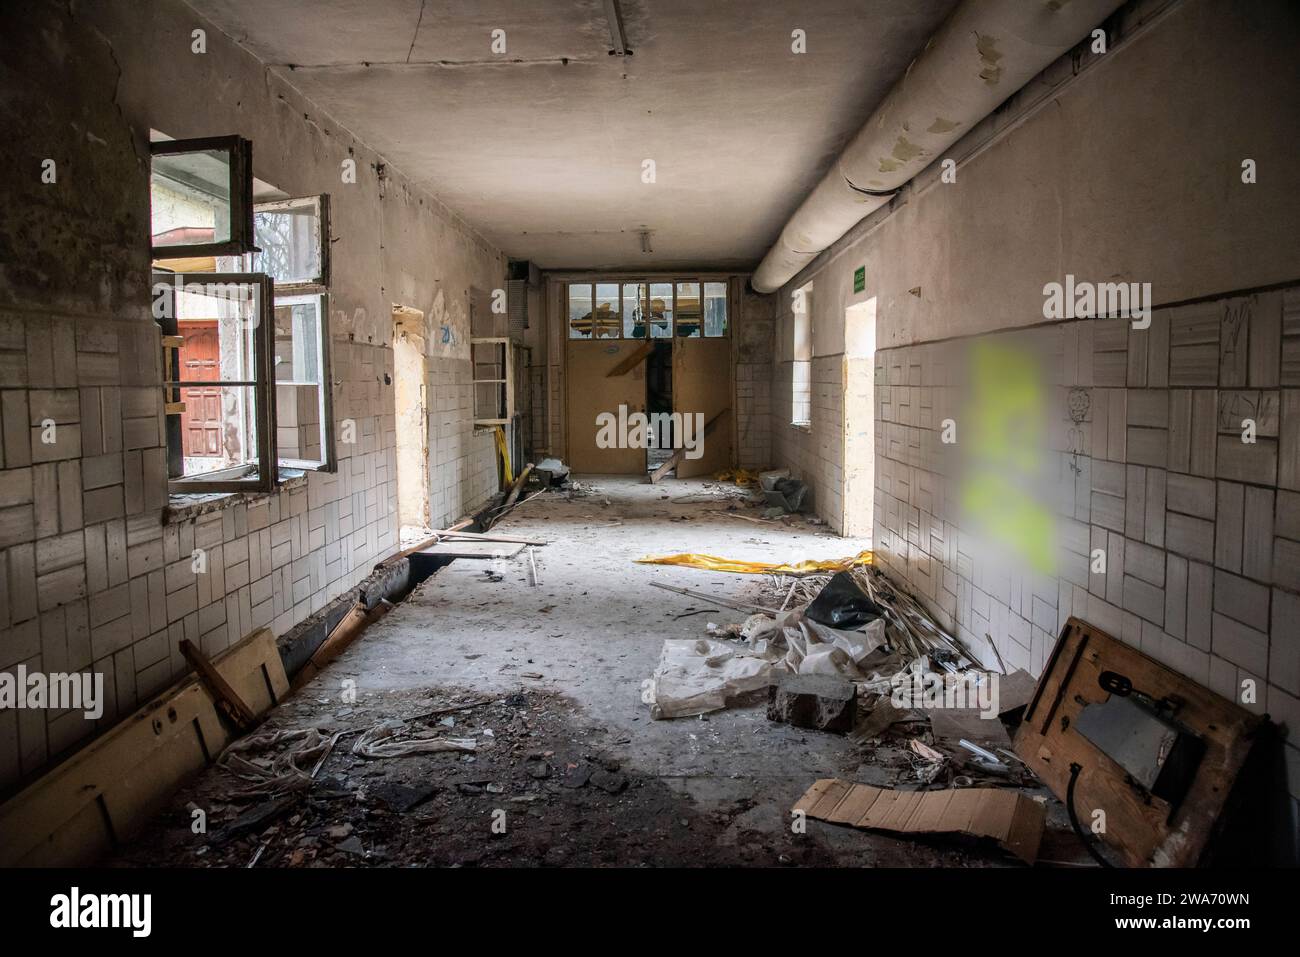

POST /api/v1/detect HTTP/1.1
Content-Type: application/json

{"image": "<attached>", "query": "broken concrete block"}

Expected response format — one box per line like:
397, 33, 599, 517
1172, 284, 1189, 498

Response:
766, 673, 856, 733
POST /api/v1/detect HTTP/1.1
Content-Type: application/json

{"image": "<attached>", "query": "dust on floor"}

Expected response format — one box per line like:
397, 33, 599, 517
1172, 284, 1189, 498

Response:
106, 477, 1064, 867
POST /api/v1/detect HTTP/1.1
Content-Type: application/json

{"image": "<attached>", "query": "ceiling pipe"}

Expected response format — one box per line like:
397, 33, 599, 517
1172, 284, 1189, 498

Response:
751, 0, 1126, 294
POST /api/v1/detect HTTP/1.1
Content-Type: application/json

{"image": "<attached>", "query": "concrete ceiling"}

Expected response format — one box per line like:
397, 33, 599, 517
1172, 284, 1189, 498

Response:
187, 0, 959, 270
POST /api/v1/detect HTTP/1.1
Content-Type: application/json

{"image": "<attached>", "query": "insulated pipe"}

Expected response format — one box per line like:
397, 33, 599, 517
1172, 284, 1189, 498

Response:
751, 0, 1127, 294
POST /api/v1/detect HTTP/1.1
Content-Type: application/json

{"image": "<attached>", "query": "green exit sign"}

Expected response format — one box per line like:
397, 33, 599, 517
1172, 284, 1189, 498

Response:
853, 266, 865, 293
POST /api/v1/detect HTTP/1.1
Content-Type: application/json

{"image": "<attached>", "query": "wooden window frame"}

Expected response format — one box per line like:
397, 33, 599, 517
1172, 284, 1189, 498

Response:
156, 271, 279, 493
271, 290, 337, 473
150, 135, 255, 260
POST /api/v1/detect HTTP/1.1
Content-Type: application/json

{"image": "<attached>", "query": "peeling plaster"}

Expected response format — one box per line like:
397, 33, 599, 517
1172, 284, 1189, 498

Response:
975, 32, 1004, 86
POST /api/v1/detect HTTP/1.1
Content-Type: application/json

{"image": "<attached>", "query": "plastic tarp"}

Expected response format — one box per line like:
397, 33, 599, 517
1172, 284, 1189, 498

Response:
648, 638, 777, 719
746, 609, 888, 679
648, 611, 891, 719
636, 550, 873, 575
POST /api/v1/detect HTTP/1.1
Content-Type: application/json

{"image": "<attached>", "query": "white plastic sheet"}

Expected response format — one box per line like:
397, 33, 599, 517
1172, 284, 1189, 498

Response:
648, 638, 776, 719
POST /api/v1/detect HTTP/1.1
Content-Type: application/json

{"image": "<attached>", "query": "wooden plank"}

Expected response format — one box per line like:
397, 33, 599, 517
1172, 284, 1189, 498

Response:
181, 638, 257, 733
0, 628, 286, 867
430, 530, 548, 546
290, 600, 392, 691
605, 340, 653, 377
484, 463, 534, 530
649, 408, 727, 483
417, 540, 525, 559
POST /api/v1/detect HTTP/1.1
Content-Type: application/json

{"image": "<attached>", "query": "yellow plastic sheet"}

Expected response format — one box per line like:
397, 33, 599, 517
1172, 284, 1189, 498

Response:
636, 550, 873, 575
494, 426, 514, 485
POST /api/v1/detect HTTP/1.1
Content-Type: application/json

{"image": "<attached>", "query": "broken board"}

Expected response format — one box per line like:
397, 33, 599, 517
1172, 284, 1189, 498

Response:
415, 540, 525, 559
0, 627, 288, 867
1012, 616, 1266, 867
794, 778, 1046, 864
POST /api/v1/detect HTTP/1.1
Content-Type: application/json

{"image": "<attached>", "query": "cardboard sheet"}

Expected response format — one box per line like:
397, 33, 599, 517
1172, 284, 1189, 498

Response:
793, 779, 1046, 863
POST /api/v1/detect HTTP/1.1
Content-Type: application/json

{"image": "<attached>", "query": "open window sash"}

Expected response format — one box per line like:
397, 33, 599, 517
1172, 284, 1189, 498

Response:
155, 271, 278, 493
150, 135, 255, 260
273, 291, 336, 472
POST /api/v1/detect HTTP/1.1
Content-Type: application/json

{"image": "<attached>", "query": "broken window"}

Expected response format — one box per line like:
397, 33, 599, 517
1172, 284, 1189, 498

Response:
675, 282, 701, 338
648, 283, 673, 338
622, 282, 646, 338
272, 293, 334, 470
703, 281, 728, 337
594, 283, 621, 339
253, 196, 336, 472
152, 135, 335, 489
567, 283, 595, 339
570, 279, 730, 340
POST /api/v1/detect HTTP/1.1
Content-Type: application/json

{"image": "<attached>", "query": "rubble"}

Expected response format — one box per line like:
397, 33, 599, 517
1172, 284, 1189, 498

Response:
766, 673, 856, 733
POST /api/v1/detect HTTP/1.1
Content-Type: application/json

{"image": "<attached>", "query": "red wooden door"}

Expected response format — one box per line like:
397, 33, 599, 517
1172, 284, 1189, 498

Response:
179, 321, 222, 457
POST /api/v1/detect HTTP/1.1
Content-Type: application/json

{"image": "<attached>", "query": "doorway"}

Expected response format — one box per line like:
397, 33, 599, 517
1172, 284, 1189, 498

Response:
843, 299, 876, 537
393, 305, 429, 532
645, 340, 673, 473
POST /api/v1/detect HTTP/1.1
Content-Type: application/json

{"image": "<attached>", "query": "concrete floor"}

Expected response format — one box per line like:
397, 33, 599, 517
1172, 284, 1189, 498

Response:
317, 476, 903, 857
113, 476, 1057, 867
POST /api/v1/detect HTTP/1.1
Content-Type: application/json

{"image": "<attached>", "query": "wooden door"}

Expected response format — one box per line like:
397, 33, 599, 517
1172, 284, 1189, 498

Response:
566, 338, 649, 474
179, 320, 222, 458
672, 334, 732, 478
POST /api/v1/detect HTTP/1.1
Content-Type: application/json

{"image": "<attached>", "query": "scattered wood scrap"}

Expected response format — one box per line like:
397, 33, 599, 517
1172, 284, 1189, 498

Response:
0, 628, 288, 867
180, 638, 258, 733
484, 463, 535, 529
290, 601, 393, 692
605, 340, 654, 377
648, 409, 727, 484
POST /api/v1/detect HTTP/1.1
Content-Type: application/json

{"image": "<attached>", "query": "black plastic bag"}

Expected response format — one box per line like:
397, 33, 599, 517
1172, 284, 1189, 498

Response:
804, 571, 884, 629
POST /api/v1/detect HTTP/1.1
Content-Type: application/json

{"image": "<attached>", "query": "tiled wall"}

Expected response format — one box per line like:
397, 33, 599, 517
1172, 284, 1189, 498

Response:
427, 356, 500, 529
871, 286, 1300, 810
0, 0, 505, 795
771, 354, 847, 531
734, 363, 771, 470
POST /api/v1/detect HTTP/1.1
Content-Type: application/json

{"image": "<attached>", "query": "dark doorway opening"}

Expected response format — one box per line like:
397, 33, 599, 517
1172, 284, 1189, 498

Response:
646, 340, 673, 473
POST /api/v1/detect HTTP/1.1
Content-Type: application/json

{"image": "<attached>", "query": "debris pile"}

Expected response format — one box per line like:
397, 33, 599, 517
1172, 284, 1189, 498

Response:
642, 556, 1052, 860
645, 565, 974, 724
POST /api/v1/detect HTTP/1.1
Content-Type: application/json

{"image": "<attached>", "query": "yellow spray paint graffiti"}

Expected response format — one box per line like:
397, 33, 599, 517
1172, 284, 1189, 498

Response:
959, 339, 1057, 575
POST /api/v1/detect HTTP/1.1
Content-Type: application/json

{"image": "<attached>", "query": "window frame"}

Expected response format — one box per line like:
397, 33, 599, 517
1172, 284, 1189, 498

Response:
150, 135, 255, 260
250, 194, 337, 474
252, 194, 331, 289
155, 271, 279, 494
566, 277, 730, 340
271, 290, 337, 473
